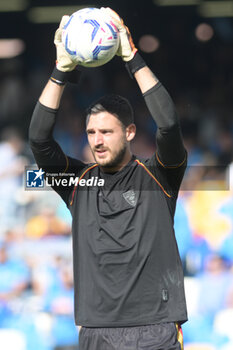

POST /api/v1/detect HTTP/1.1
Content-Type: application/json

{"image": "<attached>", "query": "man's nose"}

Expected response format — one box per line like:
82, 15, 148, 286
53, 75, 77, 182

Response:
94, 132, 103, 146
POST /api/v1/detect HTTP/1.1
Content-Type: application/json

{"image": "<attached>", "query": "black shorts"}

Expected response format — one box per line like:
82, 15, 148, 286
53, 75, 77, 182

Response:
78, 322, 183, 350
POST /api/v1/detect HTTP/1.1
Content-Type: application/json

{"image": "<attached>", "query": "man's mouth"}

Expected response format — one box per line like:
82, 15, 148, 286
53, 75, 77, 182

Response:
95, 149, 107, 156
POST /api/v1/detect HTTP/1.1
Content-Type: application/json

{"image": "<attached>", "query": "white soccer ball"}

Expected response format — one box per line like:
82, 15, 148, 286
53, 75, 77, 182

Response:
62, 7, 120, 68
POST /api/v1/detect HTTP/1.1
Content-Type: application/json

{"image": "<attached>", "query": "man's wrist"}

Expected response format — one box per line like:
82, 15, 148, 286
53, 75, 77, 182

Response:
50, 66, 69, 85
50, 66, 82, 86
125, 52, 147, 79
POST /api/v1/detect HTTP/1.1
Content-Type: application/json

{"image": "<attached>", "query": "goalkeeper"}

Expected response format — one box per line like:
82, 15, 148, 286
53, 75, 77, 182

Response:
29, 8, 187, 350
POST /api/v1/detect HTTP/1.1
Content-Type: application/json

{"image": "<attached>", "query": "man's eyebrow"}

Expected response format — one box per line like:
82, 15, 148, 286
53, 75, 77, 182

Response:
86, 127, 113, 132
100, 128, 113, 131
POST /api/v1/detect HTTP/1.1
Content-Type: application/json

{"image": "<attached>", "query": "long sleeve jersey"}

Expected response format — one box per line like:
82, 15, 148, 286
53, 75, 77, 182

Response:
29, 82, 188, 327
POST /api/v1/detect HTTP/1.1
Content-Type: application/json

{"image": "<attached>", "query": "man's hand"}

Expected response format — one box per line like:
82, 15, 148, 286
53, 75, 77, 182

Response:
54, 15, 77, 72
101, 7, 138, 62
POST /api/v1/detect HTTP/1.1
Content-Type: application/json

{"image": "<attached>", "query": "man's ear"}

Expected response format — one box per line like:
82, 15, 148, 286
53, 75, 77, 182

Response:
126, 123, 136, 141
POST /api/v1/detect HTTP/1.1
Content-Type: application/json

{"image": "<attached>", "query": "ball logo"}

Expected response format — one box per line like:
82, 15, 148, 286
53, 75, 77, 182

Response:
26, 168, 45, 188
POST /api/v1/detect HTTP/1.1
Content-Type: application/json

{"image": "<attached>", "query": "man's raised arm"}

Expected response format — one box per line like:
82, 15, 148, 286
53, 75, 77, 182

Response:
28, 15, 85, 200
29, 14, 77, 144
103, 7, 186, 167
29, 14, 78, 156
133, 62, 186, 167
39, 80, 65, 110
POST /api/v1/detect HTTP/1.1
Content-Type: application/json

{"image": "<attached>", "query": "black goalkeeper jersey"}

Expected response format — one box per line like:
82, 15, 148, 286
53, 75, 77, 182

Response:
29, 83, 188, 327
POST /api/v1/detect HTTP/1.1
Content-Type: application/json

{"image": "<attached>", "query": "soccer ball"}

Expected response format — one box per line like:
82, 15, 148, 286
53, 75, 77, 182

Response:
62, 7, 120, 68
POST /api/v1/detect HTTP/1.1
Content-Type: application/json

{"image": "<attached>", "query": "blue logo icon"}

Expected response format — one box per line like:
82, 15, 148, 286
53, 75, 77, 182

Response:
26, 168, 45, 188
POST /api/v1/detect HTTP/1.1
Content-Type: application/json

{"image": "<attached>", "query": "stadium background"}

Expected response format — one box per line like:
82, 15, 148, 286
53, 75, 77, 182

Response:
0, 0, 233, 349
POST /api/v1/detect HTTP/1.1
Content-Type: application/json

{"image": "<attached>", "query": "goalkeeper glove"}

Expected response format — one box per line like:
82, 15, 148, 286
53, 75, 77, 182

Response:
101, 7, 138, 62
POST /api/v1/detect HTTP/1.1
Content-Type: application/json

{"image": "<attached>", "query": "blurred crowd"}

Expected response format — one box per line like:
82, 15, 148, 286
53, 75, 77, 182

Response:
0, 17, 233, 349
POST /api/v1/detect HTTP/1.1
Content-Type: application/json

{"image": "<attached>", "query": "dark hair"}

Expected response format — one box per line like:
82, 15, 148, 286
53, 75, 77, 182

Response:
86, 94, 134, 128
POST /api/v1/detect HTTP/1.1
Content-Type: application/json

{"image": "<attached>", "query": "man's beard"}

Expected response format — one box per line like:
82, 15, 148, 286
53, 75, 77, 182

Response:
93, 141, 128, 171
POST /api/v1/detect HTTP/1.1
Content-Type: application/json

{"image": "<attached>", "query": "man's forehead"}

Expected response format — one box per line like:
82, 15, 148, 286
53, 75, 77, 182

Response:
86, 111, 122, 128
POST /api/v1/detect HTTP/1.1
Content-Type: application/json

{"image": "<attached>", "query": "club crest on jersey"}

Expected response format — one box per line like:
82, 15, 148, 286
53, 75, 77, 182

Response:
123, 190, 138, 207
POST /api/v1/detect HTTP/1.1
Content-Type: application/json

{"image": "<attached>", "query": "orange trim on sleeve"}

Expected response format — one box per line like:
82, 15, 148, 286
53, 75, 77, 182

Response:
134, 159, 171, 198
70, 163, 98, 206
63, 154, 69, 173
156, 151, 186, 169
176, 323, 184, 350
